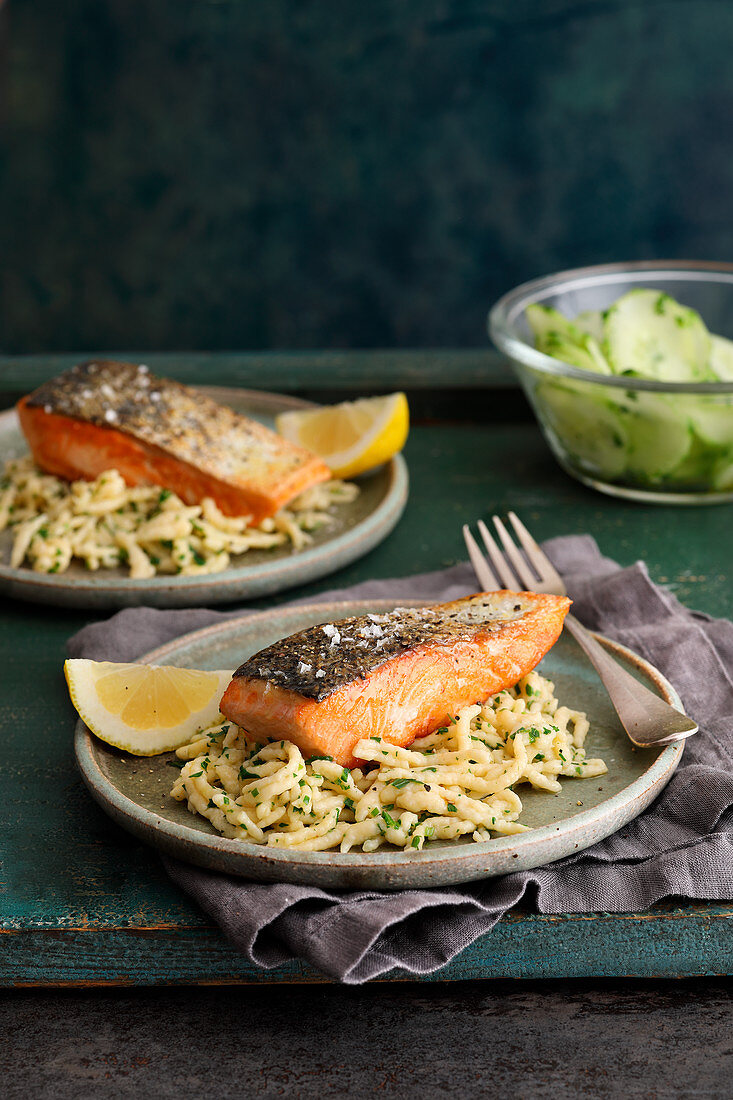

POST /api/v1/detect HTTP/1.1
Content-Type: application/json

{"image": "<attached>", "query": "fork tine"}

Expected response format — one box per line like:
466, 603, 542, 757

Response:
491, 515, 539, 590
476, 520, 519, 589
506, 511, 563, 586
462, 525, 500, 590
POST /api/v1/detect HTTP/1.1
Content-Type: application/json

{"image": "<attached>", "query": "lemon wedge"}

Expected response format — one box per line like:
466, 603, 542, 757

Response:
276, 392, 409, 479
64, 659, 234, 755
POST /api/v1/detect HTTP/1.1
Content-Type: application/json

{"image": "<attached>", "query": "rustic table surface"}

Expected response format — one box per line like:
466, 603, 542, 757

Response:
1, 351, 731, 991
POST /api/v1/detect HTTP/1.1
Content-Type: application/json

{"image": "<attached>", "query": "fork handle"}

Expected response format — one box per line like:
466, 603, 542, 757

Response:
563, 613, 698, 747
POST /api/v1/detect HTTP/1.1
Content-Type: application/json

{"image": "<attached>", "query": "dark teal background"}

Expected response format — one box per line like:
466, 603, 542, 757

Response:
2, 0, 733, 353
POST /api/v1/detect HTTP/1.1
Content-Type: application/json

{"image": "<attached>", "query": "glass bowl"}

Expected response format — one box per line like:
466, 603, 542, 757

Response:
489, 261, 733, 504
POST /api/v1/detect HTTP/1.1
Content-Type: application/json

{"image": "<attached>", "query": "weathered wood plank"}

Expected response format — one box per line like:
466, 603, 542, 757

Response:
4, 979, 732, 1099
0, 349, 512, 393
3, 905, 731, 986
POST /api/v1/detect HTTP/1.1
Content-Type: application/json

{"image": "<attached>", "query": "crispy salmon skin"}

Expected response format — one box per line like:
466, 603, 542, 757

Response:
17, 360, 331, 521
220, 591, 571, 766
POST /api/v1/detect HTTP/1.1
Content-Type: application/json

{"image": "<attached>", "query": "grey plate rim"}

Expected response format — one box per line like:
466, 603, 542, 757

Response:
74, 598, 685, 888
0, 387, 409, 608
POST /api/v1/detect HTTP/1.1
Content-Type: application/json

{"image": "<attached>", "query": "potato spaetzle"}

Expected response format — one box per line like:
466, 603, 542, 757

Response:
170, 668, 607, 852
0, 457, 358, 578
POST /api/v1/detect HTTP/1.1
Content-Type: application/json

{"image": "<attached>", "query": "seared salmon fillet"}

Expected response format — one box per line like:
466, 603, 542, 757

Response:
220, 592, 571, 766
17, 361, 331, 521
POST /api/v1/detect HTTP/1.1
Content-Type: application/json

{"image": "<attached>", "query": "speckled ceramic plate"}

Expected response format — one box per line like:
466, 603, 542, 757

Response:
75, 599, 685, 890
0, 387, 408, 608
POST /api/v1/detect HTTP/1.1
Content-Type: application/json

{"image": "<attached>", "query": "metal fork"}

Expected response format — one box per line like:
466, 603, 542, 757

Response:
462, 513, 698, 748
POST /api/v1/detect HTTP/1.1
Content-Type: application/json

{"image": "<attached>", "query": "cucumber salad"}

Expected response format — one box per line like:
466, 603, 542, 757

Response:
526, 289, 733, 493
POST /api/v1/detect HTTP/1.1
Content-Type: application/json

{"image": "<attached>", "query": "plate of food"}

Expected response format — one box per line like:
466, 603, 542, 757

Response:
0, 360, 408, 607
72, 593, 684, 890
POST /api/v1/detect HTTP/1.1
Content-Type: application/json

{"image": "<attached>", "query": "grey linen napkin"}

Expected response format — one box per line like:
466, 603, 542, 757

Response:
68, 536, 733, 983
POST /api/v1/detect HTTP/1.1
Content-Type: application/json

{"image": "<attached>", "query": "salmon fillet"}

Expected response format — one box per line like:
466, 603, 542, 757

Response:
17, 361, 331, 521
220, 592, 571, 767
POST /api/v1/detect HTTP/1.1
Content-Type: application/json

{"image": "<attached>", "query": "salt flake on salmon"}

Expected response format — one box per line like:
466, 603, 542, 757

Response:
17, 360, 331, 522
220, 591, 571, 767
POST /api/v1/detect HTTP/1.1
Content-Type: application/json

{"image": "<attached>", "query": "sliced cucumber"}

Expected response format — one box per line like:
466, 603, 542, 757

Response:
664, 432, 720, 489
688, 396, 733, 446
524, 289, 733, 491
574, 309, 605, 342
581, 334, 612, 374
526, 305, 611, 374
618, 392, 692, 481
526, 304, 586, 347
540, 332, 611, 374
713, 457, 733, 491
710, 334, 733, 381
535, 380, 627, 478
602, 289, 714, 382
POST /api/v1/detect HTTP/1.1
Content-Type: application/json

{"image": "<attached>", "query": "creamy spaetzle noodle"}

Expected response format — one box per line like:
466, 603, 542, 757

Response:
170, 669, 607, 852
0, 457, 358, 578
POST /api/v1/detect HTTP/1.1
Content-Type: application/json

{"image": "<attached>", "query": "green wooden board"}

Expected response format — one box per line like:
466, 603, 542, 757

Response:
5, 904, 732, 987
0, 355, 731, 984
0, 349, 511, 394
